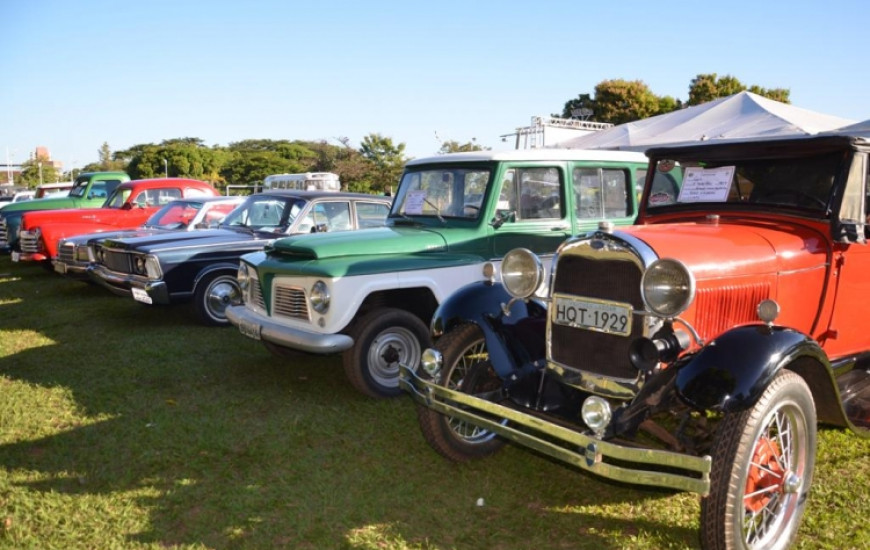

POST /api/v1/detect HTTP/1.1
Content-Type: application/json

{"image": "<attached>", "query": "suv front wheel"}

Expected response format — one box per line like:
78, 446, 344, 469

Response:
343, 308, 431, 398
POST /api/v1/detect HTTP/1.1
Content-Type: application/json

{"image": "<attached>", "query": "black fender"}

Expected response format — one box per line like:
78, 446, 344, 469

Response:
430, 281, 547, 378
676, 324, 829, 413
192, 262, 240, 289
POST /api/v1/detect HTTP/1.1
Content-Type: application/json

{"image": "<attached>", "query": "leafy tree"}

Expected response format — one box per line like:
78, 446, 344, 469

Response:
592, 79, 664, 124
688, 73, 790, 105
438, 139, 489, 154
359, 133, 407, 194
19, 158, 59, 188
555, 93, 596, 119
119, 139, 228, 188
97, 142, 126, 171
558, 74, 790, 126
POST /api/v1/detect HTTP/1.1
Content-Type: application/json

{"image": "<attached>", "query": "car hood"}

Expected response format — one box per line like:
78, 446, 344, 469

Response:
66, 227, 172, 246
266, 226, 448, 260
100, 227, 278, 253
623, 219, 829, 279
0, 195, 79, 215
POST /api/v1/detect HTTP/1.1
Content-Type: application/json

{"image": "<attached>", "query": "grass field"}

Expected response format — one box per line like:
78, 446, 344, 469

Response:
1, 255, 868, 549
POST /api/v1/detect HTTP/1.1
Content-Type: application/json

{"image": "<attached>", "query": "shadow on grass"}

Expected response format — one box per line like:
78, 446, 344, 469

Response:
0, 258, 701, 549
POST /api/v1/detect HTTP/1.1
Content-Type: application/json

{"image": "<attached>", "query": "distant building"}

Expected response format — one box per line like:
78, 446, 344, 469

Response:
501, 115, 612, 149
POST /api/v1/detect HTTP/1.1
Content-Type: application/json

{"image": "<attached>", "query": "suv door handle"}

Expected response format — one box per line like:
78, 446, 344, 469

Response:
551, 225, 569, 231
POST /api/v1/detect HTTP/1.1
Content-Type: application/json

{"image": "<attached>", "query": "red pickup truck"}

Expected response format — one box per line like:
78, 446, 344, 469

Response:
15, 178, 219, 264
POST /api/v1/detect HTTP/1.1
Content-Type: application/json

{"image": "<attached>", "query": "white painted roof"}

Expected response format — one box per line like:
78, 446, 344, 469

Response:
407, 147, 648, 166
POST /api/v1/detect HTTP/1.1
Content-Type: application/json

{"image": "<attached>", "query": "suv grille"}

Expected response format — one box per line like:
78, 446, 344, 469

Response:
272, 284, 309, 321
549, 247, 644, 381
0, 218, 8, 247
249, 278, 266, 310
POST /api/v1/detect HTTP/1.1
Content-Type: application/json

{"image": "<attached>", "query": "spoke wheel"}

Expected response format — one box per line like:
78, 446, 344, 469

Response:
701, 370, 816, 550
416, 323, 506, 461
193, 272, 241, 326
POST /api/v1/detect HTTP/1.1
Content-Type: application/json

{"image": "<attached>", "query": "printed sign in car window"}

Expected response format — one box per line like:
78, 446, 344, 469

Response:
405, 190, 427, 214
677, 166, 735, 203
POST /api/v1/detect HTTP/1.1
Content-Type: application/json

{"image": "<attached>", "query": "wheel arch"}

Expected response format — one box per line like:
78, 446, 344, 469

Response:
192, 262, 240, 290
353, 286, 439, 332
676, 324, 842, 421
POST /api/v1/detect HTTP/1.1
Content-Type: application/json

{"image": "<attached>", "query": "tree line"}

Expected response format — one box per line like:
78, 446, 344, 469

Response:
16, 73, 787, 193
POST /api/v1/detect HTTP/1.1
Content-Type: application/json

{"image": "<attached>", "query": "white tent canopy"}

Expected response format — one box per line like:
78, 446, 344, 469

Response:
557, 91, 855, 151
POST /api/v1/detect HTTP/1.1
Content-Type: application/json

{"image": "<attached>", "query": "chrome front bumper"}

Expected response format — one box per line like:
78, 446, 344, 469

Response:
87, 264, 171, 304
226, 305, 354, 354
400, 365, 712, 495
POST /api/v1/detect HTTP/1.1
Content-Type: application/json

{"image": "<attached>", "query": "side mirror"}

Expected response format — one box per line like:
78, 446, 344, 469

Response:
121, 203, 133, 210
491, 210, 516, 229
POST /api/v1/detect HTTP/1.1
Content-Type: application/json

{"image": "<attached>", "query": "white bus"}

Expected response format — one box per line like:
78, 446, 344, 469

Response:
263, 172, 341, 192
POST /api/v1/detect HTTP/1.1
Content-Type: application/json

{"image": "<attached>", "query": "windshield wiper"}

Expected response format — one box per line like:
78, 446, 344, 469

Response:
423, 199, 445, 224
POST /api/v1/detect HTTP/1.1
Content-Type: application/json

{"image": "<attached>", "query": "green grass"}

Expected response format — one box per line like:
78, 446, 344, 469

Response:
0, 256, 868, 549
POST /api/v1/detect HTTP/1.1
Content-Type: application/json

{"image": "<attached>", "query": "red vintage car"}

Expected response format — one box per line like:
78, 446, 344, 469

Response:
14, 178, 219, 264
403, 132, 870, 549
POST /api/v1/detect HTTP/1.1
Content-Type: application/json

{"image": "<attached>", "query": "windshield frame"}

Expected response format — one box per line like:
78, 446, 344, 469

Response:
390, 163, 494, 222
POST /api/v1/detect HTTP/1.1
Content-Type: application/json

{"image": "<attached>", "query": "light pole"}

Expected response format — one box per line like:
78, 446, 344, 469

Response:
163, 158, 168, 178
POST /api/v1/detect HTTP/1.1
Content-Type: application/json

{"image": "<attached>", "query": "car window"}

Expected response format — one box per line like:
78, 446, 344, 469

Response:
510, 167, 562, 221
574, 167, 632, 219
131, 188, 183, 207
356, 201, 390, 228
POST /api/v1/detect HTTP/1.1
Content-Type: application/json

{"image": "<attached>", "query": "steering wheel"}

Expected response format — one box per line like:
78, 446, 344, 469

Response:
757, 190, 826, 209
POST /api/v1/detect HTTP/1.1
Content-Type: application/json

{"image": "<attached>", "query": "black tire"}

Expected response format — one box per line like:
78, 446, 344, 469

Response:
193, 272, 241, 326
343, 308, 431, 398
700, 370, 816, 550
416, 324, 506, 461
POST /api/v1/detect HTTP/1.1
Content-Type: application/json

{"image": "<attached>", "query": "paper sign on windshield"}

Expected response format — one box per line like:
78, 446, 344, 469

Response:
404, 190, 427, 214
678, 166, 735, 203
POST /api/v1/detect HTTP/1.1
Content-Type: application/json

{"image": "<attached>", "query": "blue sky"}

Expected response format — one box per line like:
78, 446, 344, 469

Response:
2, 0, 868, 171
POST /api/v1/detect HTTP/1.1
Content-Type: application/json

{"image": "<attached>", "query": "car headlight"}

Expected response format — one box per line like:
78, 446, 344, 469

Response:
133, 255, 147, 275
502, 248, 543, 300
237, 262, 250, 291
641, 258, 695, 317
143, 255, 162, 279
309, 280, 330, 314
76, 244, 92, 262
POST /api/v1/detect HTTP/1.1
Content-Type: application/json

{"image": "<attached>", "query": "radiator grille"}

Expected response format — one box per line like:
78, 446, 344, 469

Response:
0, 218, 7, 247
58, 244, 76, 264
272, 285, 309, 321
549, 250, 644, 380
693, 283, 770, 341
19, 231, 38, 253
100, 249, 133, 273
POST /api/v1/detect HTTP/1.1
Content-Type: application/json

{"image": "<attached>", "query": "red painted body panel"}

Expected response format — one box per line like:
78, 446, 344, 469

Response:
20, 178, 218, 259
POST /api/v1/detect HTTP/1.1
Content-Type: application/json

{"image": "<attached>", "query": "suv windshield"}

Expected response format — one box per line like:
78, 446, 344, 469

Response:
391, 167, 491, 220
645, 150, 843, 215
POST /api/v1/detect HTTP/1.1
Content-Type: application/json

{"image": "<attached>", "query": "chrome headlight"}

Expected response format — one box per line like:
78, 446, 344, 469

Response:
501, 248, 543, 300
132, 256, 147, 275
237, 262, 250, 291
581, 396, 612, 435
309, 280, 330, 314
641, 258, 695, 317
